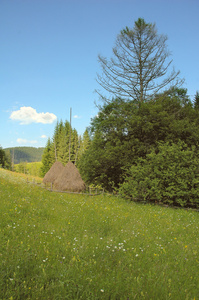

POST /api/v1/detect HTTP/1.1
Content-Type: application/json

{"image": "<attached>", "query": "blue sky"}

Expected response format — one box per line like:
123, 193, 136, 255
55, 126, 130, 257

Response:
0, 0, 199, 149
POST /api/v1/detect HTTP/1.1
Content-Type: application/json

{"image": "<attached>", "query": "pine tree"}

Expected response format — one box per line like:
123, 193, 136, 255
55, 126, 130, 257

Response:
194, 91, 199, 109
41, 120, 81, 175
70, 128, 79, 164
76, 129, 91, 167
40, 138, 54, 176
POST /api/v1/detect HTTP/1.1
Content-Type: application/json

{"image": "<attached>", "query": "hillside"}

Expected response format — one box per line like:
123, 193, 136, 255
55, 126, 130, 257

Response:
4, 146, 44, 164
0, 168, 198, 299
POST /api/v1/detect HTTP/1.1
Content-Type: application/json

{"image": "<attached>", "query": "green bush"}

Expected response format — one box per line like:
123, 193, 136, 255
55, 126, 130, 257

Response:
15, 162, 42, 177
119, 141, 199, 208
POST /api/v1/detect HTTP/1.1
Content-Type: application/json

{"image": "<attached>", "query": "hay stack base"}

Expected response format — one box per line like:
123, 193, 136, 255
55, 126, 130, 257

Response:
43, 161, 65, 184
53, 161, 85, 192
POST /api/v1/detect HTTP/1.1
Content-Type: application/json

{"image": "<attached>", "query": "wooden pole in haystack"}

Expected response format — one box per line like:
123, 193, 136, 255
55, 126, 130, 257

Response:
69, 107, 72, 162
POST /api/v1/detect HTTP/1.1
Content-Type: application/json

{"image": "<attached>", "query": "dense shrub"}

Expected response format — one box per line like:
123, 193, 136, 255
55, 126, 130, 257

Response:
80, 89, 199, 191
15, 162, 42, 177
119, 142, 199, 208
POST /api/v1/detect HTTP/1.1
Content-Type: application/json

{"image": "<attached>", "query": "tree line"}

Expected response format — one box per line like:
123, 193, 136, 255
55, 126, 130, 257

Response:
40, 120, 90, 177
0, 147, 44, 171
4, 147, 44, 164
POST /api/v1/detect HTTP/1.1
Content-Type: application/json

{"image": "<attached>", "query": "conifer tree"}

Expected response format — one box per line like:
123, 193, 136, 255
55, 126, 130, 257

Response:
76, 129, 91, 166
40, 138, 53, 176
194, 91, 199, 109
41, 120, 81, 175
97, 18, 182, 103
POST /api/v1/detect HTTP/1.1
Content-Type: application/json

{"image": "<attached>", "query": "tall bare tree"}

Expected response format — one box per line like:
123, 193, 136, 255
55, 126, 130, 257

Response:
96, 18, 183, 103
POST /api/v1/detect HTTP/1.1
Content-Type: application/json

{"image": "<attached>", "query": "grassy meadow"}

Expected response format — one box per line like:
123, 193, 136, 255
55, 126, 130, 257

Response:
0, 168, 198, 300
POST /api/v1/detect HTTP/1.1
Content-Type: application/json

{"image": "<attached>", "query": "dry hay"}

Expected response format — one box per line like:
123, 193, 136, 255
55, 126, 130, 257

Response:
53, 161, 86, 192
43, 161, 65, 184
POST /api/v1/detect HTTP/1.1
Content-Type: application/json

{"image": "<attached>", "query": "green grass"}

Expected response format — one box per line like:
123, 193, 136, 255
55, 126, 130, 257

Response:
0, 168, 199, 300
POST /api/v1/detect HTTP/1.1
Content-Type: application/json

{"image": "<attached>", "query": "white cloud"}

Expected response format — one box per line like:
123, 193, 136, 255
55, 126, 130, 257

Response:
17, 138, 38, 145
10, 106, 57, 124
74, 115, 81, 119
41, 135, 47, 139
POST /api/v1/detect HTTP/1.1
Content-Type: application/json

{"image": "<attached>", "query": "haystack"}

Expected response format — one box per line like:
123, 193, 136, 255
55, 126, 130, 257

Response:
53, 161, 85, 192
43, 161, 65, 184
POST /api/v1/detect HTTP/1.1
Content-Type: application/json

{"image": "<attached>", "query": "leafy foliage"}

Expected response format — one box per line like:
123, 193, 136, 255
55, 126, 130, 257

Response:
0, 146, 11, 169
15, 162, 42, 177
79, 88, 199, 191
119, 141, 199, 208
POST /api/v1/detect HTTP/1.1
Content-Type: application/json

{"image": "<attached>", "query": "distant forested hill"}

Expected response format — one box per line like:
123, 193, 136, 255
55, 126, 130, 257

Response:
4, 147, 44, 164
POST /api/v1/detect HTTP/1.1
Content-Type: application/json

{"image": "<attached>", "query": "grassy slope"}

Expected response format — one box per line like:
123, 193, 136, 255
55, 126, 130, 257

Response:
0, 168, 198, 299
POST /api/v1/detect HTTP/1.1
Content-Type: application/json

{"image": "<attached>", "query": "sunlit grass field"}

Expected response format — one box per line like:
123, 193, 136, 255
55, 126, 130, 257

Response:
0, 168, 198, 299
